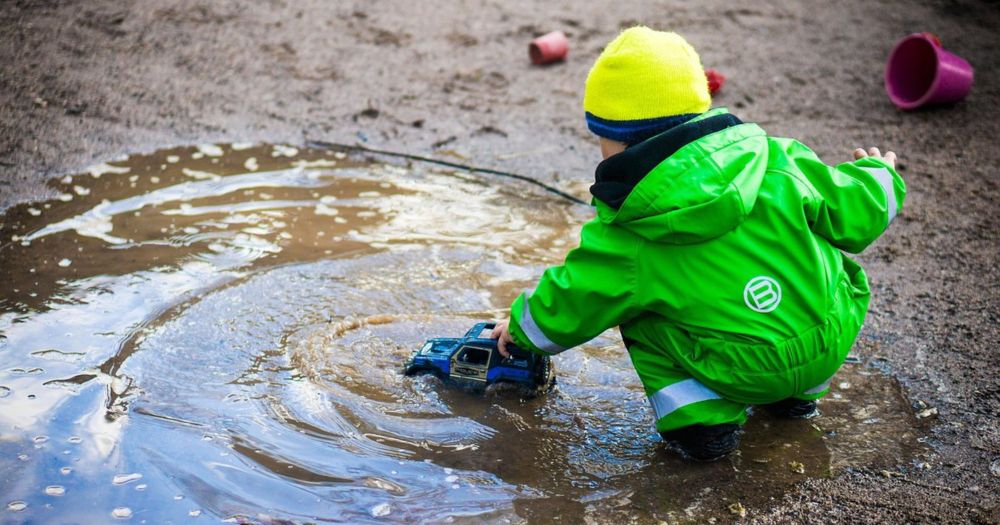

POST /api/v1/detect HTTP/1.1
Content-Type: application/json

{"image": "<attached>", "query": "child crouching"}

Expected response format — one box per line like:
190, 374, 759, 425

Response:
492, 26, 905, 461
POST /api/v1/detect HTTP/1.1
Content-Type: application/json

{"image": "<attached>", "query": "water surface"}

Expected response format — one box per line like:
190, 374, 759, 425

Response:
0, 144, 924, 523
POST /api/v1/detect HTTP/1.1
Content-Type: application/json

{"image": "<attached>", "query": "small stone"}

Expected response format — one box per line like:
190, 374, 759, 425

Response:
916, 407, 938, 419
989, 458, 1000, 478
788, 461, 805, 474
880, 469, 903, 478
111, 507, 132, 519
58, 258, 72, 267
370, 502, 391, 517
728, 501, 746, 517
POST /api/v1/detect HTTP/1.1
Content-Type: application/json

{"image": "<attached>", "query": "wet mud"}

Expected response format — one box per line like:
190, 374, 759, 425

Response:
0, 145, 927, 523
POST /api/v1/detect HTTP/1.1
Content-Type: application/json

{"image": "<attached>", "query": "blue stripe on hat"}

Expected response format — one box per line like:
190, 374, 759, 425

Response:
586, 112, 699, 145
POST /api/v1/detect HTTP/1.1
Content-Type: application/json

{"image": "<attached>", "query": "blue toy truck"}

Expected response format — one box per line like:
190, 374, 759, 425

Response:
403, 322, 555, 393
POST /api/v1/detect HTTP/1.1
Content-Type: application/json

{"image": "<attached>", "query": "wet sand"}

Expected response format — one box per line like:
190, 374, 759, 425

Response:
1, 0, 999, 522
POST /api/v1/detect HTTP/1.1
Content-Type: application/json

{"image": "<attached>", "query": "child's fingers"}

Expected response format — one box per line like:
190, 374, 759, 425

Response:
490, 323, 503, 339
885, 151, 897, 167
868, 147, 881, 158
497, 336, 510, 357
853, 148, 868, 160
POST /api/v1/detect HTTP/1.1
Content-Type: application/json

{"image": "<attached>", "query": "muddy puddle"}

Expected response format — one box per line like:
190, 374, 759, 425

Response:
0, 144, 926, 524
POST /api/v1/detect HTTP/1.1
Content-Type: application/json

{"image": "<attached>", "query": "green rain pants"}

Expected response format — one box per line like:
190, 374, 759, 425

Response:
628, 281, 866, 433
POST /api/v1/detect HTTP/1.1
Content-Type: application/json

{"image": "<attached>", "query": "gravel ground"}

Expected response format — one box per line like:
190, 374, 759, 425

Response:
1, 0, 998, 522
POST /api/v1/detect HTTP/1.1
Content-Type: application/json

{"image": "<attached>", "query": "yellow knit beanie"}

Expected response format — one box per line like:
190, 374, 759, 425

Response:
584, 27, 711, 143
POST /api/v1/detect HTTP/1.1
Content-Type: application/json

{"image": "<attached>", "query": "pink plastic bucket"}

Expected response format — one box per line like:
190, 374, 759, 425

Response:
529, 31, 568, 65
885, 33, 974, 110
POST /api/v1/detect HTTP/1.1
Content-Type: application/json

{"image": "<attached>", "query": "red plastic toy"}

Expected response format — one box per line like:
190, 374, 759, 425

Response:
706, 68, 725, 95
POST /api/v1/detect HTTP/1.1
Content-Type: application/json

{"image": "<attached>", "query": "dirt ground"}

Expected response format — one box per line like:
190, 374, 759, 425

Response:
1, 0, 998, 522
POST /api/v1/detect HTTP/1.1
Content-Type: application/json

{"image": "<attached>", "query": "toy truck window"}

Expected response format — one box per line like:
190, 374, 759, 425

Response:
420, 342, 433, 353
457, 346, 490, 366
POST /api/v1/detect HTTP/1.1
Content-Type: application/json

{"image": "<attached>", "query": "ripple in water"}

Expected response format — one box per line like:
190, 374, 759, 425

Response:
0, 144, 926, 523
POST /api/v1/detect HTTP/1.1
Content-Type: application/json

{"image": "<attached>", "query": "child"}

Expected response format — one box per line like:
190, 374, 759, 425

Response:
491, 26, 905, 461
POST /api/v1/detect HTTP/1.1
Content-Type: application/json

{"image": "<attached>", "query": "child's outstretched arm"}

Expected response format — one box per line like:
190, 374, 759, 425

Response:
785, 141, 907, 253
492, 220, 641, 357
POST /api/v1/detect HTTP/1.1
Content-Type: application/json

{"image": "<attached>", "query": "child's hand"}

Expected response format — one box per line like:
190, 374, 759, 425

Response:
490, 320, 514, 358
853, 146, 897, 169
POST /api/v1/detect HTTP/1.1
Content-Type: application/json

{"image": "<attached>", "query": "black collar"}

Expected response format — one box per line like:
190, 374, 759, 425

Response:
591, 113, 744, 209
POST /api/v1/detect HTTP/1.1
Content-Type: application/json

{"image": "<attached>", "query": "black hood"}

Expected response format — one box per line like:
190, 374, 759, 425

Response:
591, 113, 744, 209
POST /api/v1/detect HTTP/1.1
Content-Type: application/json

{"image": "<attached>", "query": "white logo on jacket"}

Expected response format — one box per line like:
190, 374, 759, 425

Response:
744, 276, 781, 313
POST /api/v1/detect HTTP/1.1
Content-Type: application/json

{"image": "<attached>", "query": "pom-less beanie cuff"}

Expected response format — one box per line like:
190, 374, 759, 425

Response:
586, 112, 698, 145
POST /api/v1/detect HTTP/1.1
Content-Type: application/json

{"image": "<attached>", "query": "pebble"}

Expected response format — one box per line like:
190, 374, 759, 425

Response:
370, 503, 391, 517
7, 501, 27, 512
728, 502, 746, 517
111, 507, 133, 519
788, 461, 805, 474
990, 458, 1000, 478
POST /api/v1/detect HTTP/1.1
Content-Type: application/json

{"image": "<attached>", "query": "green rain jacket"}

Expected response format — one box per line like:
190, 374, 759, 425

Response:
508, 108, 906, 404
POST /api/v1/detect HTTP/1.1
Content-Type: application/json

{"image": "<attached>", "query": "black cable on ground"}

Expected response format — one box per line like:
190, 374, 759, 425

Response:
305, 140, 589, 206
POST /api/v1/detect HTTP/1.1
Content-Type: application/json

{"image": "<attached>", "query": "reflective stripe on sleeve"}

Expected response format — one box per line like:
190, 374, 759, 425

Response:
647, 378, 722, 421
860, 166, 897, 226
518, 298, 567, 355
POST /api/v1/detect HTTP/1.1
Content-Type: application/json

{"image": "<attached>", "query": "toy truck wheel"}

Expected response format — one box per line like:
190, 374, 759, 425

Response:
532, 357, 556, 391
404, 366, 443, 381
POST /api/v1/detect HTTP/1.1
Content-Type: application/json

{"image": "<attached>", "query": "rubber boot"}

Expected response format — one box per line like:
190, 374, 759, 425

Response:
761, 398, 818, 419
659, 423, 742, 462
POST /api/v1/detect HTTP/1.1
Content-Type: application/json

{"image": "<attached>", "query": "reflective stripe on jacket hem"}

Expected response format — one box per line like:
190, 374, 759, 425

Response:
648, 378, 722, 421
802, 376, 834, 395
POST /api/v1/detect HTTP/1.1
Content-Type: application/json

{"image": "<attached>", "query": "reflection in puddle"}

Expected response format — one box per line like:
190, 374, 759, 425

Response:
0, 144, 925, 523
